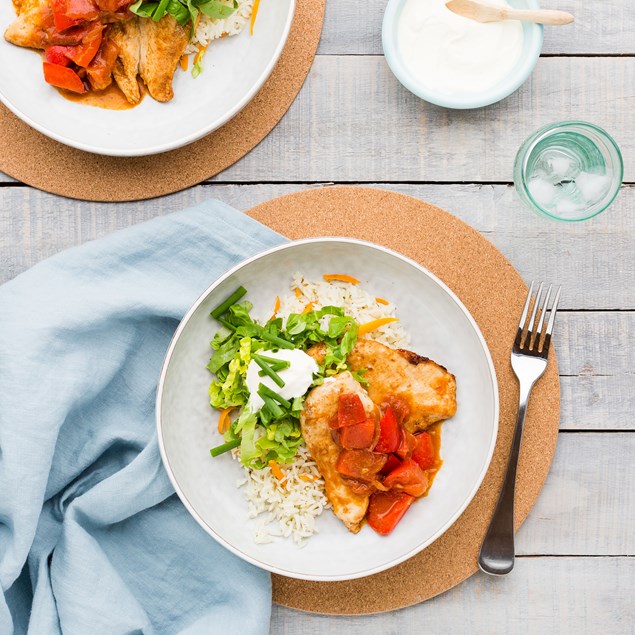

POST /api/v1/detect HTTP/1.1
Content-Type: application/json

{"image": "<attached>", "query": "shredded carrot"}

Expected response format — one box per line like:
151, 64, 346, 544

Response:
217, 407, 234, 433
299, 474, 318, 482
302, 301, 314, 314
375, 297, 389, 305
323, 274, 360, 284
358, 317, 399, 336
268, 460, 285, 481
194, 44, 207, 67
294, 287, 302, 298
270, 295, 281, 320
179, 55, 188, 71
250, 0, 260, 35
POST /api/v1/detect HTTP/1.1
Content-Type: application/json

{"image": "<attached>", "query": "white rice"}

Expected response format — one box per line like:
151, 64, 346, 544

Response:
234, 445, 330, 544
186, 0, 254, 54
238, 275, 410, 544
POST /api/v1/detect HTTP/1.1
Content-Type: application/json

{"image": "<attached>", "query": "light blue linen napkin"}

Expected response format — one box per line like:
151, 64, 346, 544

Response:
0, 200, 287, 635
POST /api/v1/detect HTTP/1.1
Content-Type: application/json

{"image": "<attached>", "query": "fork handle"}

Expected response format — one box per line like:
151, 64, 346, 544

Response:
478, 382, 533, 575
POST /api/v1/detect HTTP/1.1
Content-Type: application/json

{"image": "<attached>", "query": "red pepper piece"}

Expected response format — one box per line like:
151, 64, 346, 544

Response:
367, 490, 415, 535
374, 406, 401, 453
383, 458, 429, 497
43, 61, 86, 93
334, 392, 367, 429
412, 432, 436, 470
338, 419, 377, 450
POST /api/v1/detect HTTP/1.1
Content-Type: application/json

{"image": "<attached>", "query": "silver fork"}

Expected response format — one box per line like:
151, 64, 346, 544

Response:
478, 282, 562, 576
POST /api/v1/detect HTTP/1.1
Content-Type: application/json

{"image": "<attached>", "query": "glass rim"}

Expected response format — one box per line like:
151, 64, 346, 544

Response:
515, 120, 624, 222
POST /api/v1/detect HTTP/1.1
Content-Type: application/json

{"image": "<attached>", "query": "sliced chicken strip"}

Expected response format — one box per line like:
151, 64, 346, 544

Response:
300, 372, 379, 533
138, 15, 188, 103
4, 0, 48, 49
110, 19, 141, 105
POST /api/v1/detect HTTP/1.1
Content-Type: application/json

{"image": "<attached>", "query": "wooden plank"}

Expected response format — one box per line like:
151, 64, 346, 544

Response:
1, 184, 632, 311
319, 0, 635, 56
271, 556, 634, 634
211, 57, 634, 183
516, 433, 635, 555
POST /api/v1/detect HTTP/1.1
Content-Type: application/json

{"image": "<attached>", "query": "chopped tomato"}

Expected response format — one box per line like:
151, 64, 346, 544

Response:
374, 406, 400, 453
45, 46, 71, 66
367, 490, 415, 535
64, 24, 102, 67
65, 0, 99, 20
51, 0, 83, 31
86, 38, 118, 91
383, 458, 429, 497
337, 418, 377, 450
334, 393, 367, 429
412, 432, 436, 470
379, 453, 401, 476
336, 449, 386, 482
43, 61, 85, 93
396, 428, 418, 459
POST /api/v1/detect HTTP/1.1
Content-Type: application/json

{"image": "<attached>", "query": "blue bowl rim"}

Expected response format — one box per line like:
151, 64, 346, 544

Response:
382, 0, 544, 110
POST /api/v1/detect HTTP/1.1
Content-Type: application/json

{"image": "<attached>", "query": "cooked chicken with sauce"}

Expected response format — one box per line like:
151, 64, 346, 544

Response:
307, 339, 457, 433
5, 0, 191, 105
300, 372, 379, 533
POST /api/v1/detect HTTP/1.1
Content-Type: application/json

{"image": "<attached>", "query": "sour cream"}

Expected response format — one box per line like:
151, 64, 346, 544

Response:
245, 348, 319, 412
397, 0, 524, 97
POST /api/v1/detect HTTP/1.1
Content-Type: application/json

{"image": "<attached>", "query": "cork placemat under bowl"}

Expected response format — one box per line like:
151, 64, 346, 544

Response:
246, 186, 560, 615
0, 0, 324, 202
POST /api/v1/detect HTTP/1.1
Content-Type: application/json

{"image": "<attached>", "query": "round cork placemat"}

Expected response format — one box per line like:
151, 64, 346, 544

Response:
0, 0, 324, 202
246, 186, 561, 615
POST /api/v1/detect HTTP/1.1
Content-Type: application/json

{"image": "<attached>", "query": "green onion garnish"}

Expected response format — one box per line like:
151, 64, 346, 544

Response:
258, 383, 291, 409
260, 394, 284, 419
255, 355, 290, 374
261, 332, 294, 350
210, 286, 247, 319
252, 354, 285, 388
210, 438, 241, 457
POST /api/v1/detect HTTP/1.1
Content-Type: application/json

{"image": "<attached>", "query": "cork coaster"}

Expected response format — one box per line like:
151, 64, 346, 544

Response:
246, 186, 561, 615
0, 0, 324, 202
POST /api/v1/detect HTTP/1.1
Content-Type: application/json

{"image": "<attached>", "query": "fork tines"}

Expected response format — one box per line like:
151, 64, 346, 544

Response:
514, 282, 562, 356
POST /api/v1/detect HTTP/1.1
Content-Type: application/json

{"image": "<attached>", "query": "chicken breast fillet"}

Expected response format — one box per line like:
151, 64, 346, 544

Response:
138, 15, 188, 102
110, 19, 142, 105
300, 371, 379, 533
4, 0, 48, 49
308, 339, 457, 433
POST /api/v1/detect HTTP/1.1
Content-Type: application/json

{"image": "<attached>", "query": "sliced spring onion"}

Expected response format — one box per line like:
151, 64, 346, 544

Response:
210, 286, 247, 319
257, 383, 291, 409
252, 354, 285, 388
260, 332, 295, 350
210, 438, 241, 457
260, 394, 284, 419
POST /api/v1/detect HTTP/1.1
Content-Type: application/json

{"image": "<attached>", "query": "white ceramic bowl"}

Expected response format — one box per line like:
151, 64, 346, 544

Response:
157, 238, 499, 581
382, 0, 543, 109
0, 1, 294, 156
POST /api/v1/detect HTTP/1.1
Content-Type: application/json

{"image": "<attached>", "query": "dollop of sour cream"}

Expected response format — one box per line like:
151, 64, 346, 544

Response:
397, 0, 524, 97
245, 348, 319, 412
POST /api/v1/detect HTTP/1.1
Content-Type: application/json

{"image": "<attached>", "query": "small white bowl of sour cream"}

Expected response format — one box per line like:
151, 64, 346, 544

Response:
383, 0, 543, 109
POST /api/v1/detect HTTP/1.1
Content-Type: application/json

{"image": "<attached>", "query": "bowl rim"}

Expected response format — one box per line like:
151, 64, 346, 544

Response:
0, 0, 295, 157
156, 237, 500, 581
381, 0, 544, 110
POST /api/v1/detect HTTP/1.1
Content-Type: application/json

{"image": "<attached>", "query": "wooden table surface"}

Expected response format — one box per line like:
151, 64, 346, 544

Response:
1, 1, 633, 633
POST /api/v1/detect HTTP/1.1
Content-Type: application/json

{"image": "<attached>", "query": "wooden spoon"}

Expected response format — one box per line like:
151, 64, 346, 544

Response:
445, 0, 574, 25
